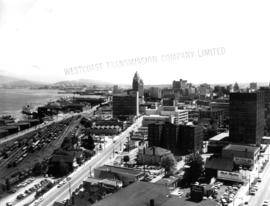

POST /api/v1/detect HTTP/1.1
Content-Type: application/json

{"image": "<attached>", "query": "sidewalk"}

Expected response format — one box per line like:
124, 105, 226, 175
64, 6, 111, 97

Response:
229, 146, 270, 206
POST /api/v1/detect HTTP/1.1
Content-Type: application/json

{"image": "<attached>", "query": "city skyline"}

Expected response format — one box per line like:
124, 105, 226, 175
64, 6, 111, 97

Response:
1, 0, 270, 84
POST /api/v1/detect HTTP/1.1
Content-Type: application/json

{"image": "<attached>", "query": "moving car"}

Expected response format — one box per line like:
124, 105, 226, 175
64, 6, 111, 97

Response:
262, 200, 270, 206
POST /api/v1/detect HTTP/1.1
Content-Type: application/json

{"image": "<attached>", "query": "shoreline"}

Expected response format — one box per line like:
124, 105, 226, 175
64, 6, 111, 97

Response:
0, 88, 73, 121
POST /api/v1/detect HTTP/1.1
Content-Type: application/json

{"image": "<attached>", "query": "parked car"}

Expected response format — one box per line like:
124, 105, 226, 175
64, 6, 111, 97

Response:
249, 189, 256, 195
262, 200, 270, 206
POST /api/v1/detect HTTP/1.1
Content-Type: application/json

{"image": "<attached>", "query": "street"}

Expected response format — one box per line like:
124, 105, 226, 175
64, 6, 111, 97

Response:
31, 116, 143, 206
246, 150, 270, 205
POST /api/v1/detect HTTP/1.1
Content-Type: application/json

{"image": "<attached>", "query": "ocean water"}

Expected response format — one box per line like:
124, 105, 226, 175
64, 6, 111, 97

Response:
0, 89, 72, 120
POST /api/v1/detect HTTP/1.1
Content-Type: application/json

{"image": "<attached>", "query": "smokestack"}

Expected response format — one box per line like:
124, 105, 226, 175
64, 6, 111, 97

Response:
150, 199, 154, 206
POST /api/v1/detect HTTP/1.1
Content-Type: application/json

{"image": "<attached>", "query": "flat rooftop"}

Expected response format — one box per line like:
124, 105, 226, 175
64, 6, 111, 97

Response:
96, 165, 143, 176
92, 181, 218, 206
262, 136, 270, 140
223, 144, 259, 153
209, 132, 229, 141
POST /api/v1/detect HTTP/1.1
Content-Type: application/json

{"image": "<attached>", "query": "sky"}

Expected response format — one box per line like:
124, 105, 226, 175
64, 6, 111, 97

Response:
0, 0, 270, 85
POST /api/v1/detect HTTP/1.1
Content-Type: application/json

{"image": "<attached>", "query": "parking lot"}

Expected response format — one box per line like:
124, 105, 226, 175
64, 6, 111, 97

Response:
214, 181, 242, 206
1, 176, 54, 206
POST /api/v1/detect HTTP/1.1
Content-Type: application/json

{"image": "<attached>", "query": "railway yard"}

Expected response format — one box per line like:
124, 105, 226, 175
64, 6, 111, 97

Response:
0, 115, 82, 195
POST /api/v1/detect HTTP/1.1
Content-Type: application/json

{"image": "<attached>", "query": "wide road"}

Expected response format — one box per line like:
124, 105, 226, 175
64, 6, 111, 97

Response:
33, 116, 143, 206
247, 149, 270, 206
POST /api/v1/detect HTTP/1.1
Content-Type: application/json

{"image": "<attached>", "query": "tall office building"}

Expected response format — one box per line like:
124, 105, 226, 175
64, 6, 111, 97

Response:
148, 87, 162, 99
259, 87, 270, 135
229, 92, 264, 145
148, 122, 203, 155
250, 82, 257, 91
233, 82, 240, 92
112, 91, 139, 119
132, 71, 144, 98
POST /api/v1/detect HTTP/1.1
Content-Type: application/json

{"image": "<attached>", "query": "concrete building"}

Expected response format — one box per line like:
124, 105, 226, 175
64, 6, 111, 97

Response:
162, 88, 174, 98
210, 102, 229, 118
162, 98, 176, 106
148, 122, 203, 155
148, 87, 162, 99
142, 115, 172, 127
259, 87, 270, 135
159, 106, 188, 125
229, 92, 264, 146
144, 105, 188, 125
137, 146, 173, 165
222, 144, 260, 166
132, 71, 144, 98
92, 181, 218, 206
207, 132, 230, 153
250, 82, 257, 91
94, 165, 144, 186
198, 84, 211, 97
233, 82, 240, 92
112, 91, 139, 119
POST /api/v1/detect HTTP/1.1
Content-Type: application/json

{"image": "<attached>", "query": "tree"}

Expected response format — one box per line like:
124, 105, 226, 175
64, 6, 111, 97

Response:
161, 154, 177, 176
32, 162, 43, 176
48, 159, 71, 177
76, 157, 83, 165
81, 135, 95, 150
5, 178, 10, 191
123, 155, 130, 163
183, 153, 204, 185
83, 149, 95, 159
58, 160, 70, 176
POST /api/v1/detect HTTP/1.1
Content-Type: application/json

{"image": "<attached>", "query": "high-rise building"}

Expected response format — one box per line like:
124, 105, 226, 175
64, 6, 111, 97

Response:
198, 83, 211, 97
132, 71, 144, 98
159, 106, 188, 125
229, 92, 264, 145
112, 91, 139, 119
113, 85, 121, 94
233, 82, 240, 92
250, 82, 257, 91
259, 87, 270, 135
148, 87, 162, 99
148, 122, 203, 155
210, 102, 229, 118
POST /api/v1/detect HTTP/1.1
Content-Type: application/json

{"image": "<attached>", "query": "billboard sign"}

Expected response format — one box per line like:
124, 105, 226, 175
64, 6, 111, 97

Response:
233, 157, 253, 166
217, 170, 244, 182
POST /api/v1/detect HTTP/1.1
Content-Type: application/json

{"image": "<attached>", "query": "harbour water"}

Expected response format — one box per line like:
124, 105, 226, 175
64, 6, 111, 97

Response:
0, 89, 73, 120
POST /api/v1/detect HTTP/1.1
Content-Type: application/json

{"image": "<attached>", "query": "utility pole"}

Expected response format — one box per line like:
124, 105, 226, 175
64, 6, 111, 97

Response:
68, 181, 72, 204
89, 166, 92, 177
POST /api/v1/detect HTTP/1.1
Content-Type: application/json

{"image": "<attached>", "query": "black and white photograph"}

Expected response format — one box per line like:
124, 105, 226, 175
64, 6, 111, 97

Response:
0, 0, 270, 206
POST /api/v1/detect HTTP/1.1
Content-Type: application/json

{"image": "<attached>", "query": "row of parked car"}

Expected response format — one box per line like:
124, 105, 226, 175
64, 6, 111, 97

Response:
16, 179, 51, 200
217, 183, 242, 206
249, 177, 262, 195
16, 177, 35, 188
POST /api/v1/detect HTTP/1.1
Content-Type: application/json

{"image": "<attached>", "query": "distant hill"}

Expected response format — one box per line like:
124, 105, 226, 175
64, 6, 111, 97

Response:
0, 75, 45, 88
144, 84, 171, 89
0, 75, 20, 84
53, 79, 116, 88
